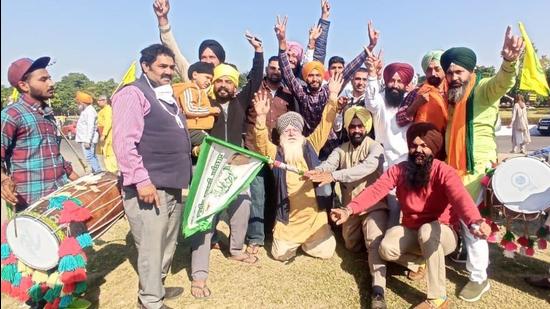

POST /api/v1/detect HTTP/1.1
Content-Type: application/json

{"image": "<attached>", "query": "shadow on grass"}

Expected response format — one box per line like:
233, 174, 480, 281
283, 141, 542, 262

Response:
83, 235, 131, 309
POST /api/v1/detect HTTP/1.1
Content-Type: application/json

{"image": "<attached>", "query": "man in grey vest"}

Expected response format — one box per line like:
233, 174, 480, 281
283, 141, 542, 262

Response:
112, 44, 192, 309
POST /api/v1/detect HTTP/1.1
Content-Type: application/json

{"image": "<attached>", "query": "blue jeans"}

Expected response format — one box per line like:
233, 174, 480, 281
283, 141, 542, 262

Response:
81, 143, 102, 173
246, 167, 266, 246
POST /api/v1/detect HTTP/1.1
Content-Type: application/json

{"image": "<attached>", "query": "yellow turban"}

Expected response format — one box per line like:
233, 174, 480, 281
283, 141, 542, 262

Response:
212, 64, 240, 87
75, 91, 93, 104
301, 60, 325, 80
344, 106, 372, 132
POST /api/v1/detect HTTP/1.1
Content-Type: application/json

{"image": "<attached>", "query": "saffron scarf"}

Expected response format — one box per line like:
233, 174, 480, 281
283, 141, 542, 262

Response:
447, 73, 480, 175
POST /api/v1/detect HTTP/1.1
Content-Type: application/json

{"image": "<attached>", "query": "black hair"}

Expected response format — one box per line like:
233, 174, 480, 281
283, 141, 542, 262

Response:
328, 56, 345, 67
139, 44, 175, 67
268, 56, 279, 63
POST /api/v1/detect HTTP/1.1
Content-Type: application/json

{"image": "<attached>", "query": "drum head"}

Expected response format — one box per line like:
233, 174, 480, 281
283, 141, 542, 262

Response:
6, 215, 61, 270
492, 157, 550, 214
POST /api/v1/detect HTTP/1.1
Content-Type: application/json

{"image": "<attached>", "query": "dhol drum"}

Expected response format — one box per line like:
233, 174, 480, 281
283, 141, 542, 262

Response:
486, 156, 550, 220
5, 172, 124, 271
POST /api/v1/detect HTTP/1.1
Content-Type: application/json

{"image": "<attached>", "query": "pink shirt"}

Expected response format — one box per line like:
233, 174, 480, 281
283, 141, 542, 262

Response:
112, 86, 152, 189
348, 159, 482, 230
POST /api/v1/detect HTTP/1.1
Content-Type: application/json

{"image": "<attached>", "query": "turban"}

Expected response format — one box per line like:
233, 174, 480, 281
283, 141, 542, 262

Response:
406, 122, 443, 157
301, 61, 325, 80
198, 39, 226, 63
286, 41, 304, 62
187, 61, 215, 80
344, 106, 372, 133
75, 91, 93, 104
277, 111, 304, 133
440, 47, 477, 72
383, 63, 414, 85
421, 50, 444, 73
212, 64, 240, 87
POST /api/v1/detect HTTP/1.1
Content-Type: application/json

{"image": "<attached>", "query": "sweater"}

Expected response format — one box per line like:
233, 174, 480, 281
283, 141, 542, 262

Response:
347, 159, 482, 230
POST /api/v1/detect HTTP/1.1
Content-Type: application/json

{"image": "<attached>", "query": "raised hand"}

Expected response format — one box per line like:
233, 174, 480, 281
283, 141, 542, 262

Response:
245, 30, 263, 52
365, 48, 383, 77
153, 0, 170, 26
153, 0, 170, 17
501, 25, 525, 62
367, 20, 380, 51
321, 0, 331, 20
253, 91, 271, 117
309, 24, 323, 42
274, 16, 288, 43
328, 72, 344, 96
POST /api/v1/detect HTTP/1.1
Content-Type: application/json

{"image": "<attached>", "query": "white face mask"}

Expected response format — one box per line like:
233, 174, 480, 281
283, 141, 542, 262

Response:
153, 84, 177, 105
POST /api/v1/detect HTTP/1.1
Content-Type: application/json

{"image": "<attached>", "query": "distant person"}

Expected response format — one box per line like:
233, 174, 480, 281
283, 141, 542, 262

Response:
509, 94, 531, 153
96, 94, 118, 173
75, 91, 102, 174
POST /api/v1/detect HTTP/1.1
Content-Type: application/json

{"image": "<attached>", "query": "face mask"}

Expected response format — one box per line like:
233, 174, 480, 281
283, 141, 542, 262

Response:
153, 84, 177, 105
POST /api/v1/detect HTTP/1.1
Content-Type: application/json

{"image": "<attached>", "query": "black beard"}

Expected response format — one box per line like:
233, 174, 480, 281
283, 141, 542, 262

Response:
405, 153, 434, 189
214, 87, 234, 100
350, 133, 366, 147
267, 74, 282, 83
427, 76, 442, 87
384, 87, 405, 107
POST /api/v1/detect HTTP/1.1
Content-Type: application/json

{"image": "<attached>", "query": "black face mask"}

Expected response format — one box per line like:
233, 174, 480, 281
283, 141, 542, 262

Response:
384, 87, 405, 107
426, 76, 442, 87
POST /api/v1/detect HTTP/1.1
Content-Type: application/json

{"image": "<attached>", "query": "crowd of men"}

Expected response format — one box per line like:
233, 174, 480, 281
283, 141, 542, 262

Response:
3, 0, 542, 308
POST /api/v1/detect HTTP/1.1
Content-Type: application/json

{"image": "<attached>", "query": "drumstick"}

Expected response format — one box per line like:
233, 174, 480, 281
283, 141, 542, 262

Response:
58, 129, 88, 172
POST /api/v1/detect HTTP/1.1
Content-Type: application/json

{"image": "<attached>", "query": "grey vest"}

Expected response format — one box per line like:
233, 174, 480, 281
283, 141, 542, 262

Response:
132, 75, 192, 189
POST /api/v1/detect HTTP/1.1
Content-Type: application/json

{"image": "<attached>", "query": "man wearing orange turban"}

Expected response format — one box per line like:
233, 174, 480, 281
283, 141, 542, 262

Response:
75, 91, 102, 173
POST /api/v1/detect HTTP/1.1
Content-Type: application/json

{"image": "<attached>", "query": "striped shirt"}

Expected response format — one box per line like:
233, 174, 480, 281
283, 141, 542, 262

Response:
1, 95, 73, 210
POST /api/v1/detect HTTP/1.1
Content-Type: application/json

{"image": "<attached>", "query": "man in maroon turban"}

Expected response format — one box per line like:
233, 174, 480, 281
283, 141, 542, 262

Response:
382, 62, 415, 108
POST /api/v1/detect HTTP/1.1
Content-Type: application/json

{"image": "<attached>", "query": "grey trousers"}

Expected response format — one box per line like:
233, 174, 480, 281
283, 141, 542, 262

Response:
189, 192, 251, 280
123, 186, 183, 309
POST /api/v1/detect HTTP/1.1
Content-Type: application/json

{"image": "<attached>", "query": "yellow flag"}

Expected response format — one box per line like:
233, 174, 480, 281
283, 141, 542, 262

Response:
121, 61, 137, 85
9, 88, 19, 103
111, 61, 137, 97
518, 22, 550, 97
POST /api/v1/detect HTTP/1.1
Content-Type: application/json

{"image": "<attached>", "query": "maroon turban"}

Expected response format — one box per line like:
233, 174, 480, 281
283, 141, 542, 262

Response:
406, 122, 443, 158
383, 63, 414, 85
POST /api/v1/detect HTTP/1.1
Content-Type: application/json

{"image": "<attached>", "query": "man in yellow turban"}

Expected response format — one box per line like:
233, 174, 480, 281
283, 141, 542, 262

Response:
304, 106, 391, 309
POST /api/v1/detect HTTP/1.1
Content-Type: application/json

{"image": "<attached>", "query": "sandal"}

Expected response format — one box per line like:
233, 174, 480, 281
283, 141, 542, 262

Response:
191, 284, 211, 299
229, 252, 259, 264
246, 244, 261, 255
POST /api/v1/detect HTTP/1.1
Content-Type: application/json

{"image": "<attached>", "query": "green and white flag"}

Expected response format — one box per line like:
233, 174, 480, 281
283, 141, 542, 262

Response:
182, 136, 268, 237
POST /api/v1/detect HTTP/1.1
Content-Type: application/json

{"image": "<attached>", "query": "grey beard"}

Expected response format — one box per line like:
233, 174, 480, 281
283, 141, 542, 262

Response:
448, 80, 469, 105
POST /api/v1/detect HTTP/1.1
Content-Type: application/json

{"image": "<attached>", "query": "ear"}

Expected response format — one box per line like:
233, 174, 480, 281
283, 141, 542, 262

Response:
16, 81, 30, 94
192, 71, 198, 80
140, 62, 149, 74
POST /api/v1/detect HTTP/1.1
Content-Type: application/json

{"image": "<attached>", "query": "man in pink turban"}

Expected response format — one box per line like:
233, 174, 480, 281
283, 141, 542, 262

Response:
382, 63, 415, 108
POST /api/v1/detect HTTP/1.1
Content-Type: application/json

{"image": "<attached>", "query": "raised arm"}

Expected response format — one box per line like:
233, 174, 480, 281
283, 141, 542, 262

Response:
253, 91, 277, 160
364, 48, 385, 113
303, 24, 323, 64
154, 0, 190, 81
307, 73, 343, 152
313, 0, 331, 64
237, 32, 264, 109
276, 16, 308, 99
478, 26, 523, 105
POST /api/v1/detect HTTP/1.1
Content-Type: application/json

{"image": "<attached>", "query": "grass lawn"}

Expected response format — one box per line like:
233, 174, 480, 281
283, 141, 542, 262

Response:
2, 217, 549, 308
500, 107, 550, 125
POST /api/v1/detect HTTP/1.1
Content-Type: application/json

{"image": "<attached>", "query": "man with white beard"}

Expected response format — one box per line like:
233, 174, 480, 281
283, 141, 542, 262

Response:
253, 73, 344, 261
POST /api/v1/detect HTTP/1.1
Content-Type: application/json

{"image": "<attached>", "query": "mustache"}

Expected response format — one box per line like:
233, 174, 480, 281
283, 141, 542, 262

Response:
161, 74, 172, 79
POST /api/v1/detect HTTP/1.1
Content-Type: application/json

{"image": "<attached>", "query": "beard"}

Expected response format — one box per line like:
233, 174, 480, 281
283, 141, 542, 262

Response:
267, 73, 282, 83
384, 87, 405, 108
405, 152, 434, 189
448, 79, 469, 105
280, 134, 306, 165
426, 76, 442, 87
214, 86, 235, 100
30, 86, 54, 101
350, 132, 366, 147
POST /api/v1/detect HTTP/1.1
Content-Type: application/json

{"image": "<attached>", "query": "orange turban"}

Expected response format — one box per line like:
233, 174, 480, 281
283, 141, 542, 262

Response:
75, 91, 93, 104
301, 61, 325, 81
